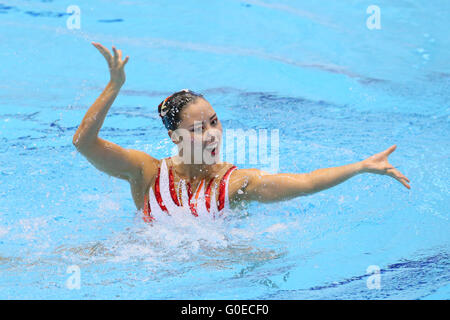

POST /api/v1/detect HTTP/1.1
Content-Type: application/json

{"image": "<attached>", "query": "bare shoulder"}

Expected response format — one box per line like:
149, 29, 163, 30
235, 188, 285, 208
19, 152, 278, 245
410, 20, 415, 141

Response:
125, 150, 158, 177
138, 152, 162, 188
229, 168, 269, 182
125, 150, 160, 197
212, 161, 237, 177
228, 167, 270, 201
127, 150, 160, 209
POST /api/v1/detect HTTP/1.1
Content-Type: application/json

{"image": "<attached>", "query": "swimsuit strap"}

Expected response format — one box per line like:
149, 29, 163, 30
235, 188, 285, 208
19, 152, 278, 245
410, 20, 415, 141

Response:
143, 193, 154, 223
194, 179, 205, 200
204, 178, 215, 213
168, 166, 180, 206
154, 166, 169, 214
218, 165, 238, 212
143, 159, 171, 222
186, 181, 198, 217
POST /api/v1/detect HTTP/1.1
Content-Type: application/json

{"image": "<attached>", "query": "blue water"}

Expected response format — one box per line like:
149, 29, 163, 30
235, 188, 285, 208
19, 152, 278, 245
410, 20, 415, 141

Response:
0, 0, 449, 299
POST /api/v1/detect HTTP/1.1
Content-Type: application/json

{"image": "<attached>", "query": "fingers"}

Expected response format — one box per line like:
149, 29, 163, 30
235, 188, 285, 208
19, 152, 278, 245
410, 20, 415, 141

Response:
92, 42, 129, 68
94, 43, 128, 62
112, 46, 119, 62
396, 169, 410, 183
384, 144, 397, 156
92, 42, 112, 64
387, 168, 411, 189
396, 176, 411, 189
385, 161, 410, 183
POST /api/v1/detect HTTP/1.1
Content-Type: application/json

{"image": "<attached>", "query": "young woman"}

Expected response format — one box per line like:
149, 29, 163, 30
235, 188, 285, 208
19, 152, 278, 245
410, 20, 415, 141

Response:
73, 43, 410, 222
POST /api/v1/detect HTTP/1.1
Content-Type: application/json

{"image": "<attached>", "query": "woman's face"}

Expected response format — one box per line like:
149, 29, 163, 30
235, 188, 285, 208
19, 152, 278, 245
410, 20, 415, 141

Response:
169, 98, 223, 164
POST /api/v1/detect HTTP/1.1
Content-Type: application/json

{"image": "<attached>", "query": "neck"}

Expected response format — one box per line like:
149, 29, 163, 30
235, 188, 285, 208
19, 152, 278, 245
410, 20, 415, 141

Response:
171, 155, 217, 181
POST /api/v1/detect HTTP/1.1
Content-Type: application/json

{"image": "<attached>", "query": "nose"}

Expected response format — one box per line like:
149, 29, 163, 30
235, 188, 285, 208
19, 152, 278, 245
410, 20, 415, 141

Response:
204, 130, 214, 143
204, 127, 220, 144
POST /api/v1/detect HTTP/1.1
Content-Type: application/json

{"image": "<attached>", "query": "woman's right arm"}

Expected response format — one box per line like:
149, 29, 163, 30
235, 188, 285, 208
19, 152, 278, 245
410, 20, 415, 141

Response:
72, 42, 158, 184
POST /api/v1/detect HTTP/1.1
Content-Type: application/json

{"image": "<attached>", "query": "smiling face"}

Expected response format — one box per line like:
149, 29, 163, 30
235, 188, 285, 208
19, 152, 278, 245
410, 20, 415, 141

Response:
168, 97, 223, 164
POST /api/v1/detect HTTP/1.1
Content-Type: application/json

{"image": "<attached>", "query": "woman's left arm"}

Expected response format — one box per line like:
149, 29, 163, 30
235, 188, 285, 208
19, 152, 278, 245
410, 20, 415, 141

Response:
233, 145, 410, 203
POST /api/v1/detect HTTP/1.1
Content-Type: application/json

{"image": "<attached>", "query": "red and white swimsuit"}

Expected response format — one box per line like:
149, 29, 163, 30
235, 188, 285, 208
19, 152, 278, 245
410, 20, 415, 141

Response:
142, 159, 237, 222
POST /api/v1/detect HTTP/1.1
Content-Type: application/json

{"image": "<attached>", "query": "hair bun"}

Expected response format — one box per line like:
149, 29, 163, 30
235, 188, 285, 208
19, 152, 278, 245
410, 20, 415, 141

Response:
158, 89, 204, 130
159, 102, 169, 117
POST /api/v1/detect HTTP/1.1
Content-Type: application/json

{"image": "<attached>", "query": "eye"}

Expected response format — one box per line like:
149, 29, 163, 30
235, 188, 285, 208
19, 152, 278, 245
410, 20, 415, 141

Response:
211, 118, 218, 125
190, 125, 203, 132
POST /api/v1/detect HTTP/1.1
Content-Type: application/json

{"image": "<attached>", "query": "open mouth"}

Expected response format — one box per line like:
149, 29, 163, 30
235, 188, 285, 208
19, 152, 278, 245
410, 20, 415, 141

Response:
205, 142, 218, 156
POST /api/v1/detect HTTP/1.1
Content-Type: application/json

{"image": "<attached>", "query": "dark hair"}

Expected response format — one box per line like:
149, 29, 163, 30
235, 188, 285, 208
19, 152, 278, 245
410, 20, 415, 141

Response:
158, 89, 204, 131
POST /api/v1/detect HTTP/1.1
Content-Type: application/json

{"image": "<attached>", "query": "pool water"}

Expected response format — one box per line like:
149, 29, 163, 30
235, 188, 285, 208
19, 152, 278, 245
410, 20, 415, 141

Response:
0, 0, 449, 299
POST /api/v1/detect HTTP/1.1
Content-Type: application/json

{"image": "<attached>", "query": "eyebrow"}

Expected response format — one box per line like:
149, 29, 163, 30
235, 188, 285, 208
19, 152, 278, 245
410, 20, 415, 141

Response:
188, 114, 217, 129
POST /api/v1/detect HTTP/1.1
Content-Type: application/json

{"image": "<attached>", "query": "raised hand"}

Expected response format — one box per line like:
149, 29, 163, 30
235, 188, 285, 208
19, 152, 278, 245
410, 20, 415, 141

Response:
362, 144, 410, 189
92, 42, 129, 87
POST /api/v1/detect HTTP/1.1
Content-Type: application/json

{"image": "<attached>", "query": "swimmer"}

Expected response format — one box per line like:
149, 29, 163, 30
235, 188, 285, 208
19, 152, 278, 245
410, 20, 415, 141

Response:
73, 43, 410, 221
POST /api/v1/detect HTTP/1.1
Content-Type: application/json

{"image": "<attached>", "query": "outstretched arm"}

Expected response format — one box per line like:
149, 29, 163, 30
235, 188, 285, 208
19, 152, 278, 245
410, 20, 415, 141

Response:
72, 43, 158, 183
232, 145, 410, 203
